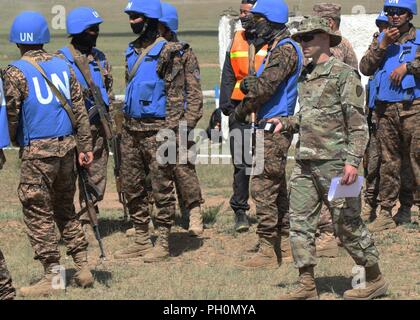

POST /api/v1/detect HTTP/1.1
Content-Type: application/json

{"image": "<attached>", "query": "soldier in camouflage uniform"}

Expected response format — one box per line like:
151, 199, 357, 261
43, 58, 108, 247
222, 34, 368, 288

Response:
360, 0, 420, 232
158, 2, 204, 237
234, 0, 303, 269
362, 12, 415, 223
0, 75, 16, 300
4, 12, 94, 297
311, 3, 360, 257
57, 7, 115, 232
114, 0, 202, 262
275, 17, 388, 300
313, 3, 359, 70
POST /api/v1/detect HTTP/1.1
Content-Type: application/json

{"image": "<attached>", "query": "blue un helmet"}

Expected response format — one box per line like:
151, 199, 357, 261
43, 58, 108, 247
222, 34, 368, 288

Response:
376, 11, 388, 27
251, 0, 289, 24
384, 0, 417, 15
124, 0, 162, 19
66, 7, 103, 35
159, 2, 178, 33
9, 11, 50, 44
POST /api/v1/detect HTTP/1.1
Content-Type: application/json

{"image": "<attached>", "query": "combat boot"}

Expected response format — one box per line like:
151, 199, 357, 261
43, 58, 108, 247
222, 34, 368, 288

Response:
361, 203, 377, 223
19, 264, 64, 298
393, 205, 412, 225
234, 211, 250, 233
343, 264, 389, 300
188, 205, 204, 237
238, 237, 279, 269
316, 231, 339, 258
126, 220, 155, 237
114, 225, 153, 259
278, 266, 319, 300
368, 207, 397, 233
72, 251, 94, 288
143, 225, 170, 263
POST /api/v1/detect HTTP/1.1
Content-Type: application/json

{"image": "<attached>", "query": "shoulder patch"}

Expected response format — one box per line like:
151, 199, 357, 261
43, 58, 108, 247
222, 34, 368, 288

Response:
356, 85, 363, 97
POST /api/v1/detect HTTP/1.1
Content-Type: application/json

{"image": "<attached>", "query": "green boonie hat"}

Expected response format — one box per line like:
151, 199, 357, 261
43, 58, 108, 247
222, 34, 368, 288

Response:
291, 16, 342, 47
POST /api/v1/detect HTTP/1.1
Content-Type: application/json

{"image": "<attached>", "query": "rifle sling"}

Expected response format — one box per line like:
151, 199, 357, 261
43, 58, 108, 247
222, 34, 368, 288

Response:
68, 45, 102, 97
128, 37, 166, 83
21, 56, 77, 129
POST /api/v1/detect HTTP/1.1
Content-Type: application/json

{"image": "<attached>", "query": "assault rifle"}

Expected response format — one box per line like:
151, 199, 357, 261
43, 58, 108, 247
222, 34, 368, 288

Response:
70, 46, 129, 221
77, 158, 106, 259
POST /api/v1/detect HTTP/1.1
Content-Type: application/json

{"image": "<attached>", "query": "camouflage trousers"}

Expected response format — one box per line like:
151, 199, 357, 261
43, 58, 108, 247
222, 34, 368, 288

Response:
289, 159, 379, 268
174, 138, 203, 211
79, 123, 109, 222
0, 249, 15, 300
18, 150, 88, 267
251, 130, 292, 239
364, 114, 414, 208
375, 102, 420, 208
121, 127, 176, 228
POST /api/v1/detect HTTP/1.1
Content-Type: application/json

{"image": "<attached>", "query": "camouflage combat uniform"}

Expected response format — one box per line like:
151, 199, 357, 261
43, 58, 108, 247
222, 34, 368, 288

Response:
236, 28, 298, 241
172, 44, 204, 212
57, 45, 115, 223
360, 25, 420, 211
0, 93, 15, 299
3, 50, 92, 269
330, 32, 359, 70
0, 249, 15, 300
312, 3, 360, 236
281, 56, 379, 268
121, 38, 198, 230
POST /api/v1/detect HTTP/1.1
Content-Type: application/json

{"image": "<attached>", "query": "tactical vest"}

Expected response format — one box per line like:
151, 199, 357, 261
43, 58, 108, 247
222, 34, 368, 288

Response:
10, 57, 74, 147
58, 47, 110, 121
371, 29, 420, 103
367, 77, 376, 109
256, 38, 303, 120
230, 30, 268, 101
0, 78, 10, 148
124, 40, 167, 119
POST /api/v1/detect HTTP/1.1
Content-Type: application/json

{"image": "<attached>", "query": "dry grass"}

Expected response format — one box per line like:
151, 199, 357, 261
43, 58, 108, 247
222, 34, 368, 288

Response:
1, 143, 419, 300
0, 0, 419, 301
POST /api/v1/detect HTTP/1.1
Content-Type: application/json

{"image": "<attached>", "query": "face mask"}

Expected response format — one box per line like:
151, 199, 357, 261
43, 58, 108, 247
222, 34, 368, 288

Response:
240, 14, 255, 32
131, 21, 146, 34
73, 32, 98, 48
254, 19, 272, 42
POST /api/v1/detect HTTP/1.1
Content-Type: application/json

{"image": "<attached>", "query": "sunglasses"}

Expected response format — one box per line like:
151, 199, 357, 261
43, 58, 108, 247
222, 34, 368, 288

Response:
384, 8, 409, 16
296, 32, 321, 43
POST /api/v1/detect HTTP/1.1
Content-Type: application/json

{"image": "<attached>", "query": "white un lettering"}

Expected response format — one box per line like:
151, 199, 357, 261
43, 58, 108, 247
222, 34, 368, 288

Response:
33, 71, 71, 105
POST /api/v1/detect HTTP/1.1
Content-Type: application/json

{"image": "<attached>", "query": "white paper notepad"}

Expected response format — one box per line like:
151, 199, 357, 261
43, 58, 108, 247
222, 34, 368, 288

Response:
327, 176, 364, 201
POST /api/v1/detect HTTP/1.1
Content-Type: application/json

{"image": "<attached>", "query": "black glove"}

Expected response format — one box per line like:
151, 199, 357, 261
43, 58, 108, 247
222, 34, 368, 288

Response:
234, 107, 248, 124
239, 76, 258, 94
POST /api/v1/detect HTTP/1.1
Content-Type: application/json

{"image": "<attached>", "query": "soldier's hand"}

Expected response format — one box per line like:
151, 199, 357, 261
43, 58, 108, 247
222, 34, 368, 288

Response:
389, 63, 407, 86
341, 164, 358, 185
234, 108, 248, 123
239, 76, 258, 94
79, 151, 94, 167
379, 27, 400, 49
267, 118, 283, 133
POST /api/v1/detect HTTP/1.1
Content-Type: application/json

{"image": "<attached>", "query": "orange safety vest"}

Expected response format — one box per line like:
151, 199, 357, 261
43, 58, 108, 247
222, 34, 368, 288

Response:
229, 30, 268, 101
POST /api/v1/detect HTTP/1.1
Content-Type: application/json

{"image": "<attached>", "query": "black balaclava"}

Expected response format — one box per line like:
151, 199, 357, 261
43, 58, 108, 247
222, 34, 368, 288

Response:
72, 25, 99, 52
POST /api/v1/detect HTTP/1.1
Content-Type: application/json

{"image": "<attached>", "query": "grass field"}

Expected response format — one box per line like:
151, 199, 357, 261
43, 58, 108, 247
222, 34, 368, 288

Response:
1, 105, 419, 300
0, 0, 419, 300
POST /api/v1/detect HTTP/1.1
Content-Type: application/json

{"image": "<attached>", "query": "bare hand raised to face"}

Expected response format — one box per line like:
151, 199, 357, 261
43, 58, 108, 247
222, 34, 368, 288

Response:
379, 27, 400, 49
